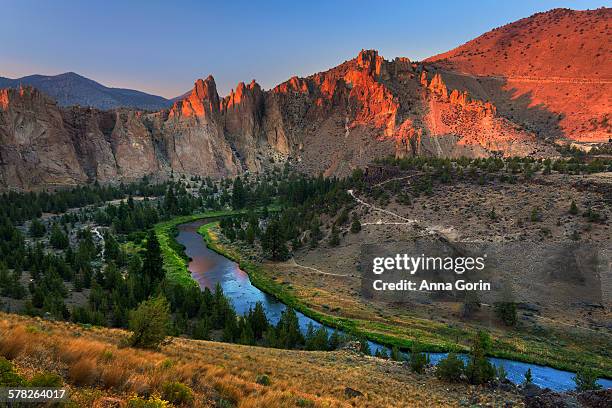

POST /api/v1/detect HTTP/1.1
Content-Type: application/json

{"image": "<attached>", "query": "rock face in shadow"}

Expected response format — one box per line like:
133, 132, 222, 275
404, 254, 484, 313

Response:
0, 87, 88, 189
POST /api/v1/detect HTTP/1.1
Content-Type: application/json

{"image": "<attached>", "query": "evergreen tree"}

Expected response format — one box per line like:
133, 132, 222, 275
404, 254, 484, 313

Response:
49, 224, 69, 249
569, 201, 579, 215
350, 216, 361, 233
573, 368, 602, 391
328, 331, 342, 350
328, 225, 340, 247
164, 186, 179, 215
192, 317, 210, 340
103, 231, 120, 262
248, 302, 268, 340
29, 219, 46, 238
142, 230, 164, 285
276, 308, 304, 349
261, 219, 289, 261
465, 331, 496, 384
231, 177, 247, 210
523, 368, 533, 385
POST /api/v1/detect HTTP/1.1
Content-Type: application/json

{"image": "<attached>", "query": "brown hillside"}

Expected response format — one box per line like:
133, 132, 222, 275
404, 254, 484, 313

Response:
0, 313, 524, 407
426, 8, 612, 142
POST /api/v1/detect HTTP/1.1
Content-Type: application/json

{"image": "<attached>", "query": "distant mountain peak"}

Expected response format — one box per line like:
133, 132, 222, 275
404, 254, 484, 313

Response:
0, 72, 172, 110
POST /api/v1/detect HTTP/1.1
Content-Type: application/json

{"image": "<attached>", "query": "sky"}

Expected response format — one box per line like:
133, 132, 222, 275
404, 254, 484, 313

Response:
1, 0, 609, 98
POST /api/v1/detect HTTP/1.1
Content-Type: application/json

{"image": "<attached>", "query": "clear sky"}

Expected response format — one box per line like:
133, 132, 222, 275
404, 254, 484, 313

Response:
1, 0, 608, 98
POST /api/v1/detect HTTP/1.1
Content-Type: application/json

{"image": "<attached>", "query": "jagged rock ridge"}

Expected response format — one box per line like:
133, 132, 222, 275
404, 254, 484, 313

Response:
3, 7, 608, 189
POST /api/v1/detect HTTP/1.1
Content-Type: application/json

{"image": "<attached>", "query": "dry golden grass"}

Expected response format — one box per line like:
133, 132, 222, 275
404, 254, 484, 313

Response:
69, 357, 99, 386
0, 313, 523, 407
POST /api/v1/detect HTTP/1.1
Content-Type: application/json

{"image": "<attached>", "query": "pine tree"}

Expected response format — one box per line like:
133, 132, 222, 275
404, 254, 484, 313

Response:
103, 231, 120, 261
276, 308, 304, 349
328, 225, 340, 247
49, 224, 69, 249
231, 177, 247, 210
524, 368, 533, 385
261, 219, 289, 261
142, 230, 164, 286
350, 216, 361, 233
29, 219, 46, 238
569, 201, 579, 215
248, 302, 268, 340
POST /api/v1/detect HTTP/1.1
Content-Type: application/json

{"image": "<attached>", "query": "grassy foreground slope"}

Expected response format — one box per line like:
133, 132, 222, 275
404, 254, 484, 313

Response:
0, 313, 523, 407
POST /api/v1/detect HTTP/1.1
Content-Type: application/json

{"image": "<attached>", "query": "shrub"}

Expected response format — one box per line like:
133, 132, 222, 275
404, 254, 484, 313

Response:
29, 372, 63, 387
358, 338, 371, 355
435, 353, 465, 382
569, 201, 579, 215
161, 381, 194, 406
409, 352, 429, 373
127, 394, 172, 408
390, 346, 402, 361
256, 374, 271, 386
496, 364, 508, 381
68, 357, 99, 386
573, 368, 602, 392
129, 296, 171, 349
0, 357, 25, 386
524, 368, 533, 385
0, 326, 26, 359
101, 364, 130, 390
409, 342, 429, 374
350, 217, 361, 233
494, 302, 517, 326
296, 397, 315, 407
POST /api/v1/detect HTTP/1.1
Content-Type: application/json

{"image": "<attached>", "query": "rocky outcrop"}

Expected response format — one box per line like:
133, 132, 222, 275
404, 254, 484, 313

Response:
0, 48, 560, 190
0, 87, 87, 189
0, 83, 240, 190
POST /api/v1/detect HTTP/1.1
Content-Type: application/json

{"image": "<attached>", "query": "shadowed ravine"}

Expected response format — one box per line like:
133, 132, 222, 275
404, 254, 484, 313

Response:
176, 219, 612, 392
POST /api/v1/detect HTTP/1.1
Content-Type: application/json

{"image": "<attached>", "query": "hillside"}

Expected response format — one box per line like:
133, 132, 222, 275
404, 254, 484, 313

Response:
0, 72, 171, 110
0, 313, 524, 407
1, 8, 610, 190
425, 8, 612, 142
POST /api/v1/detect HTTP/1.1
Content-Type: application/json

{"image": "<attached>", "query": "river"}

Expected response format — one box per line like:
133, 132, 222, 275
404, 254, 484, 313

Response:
176, 219, 611, 392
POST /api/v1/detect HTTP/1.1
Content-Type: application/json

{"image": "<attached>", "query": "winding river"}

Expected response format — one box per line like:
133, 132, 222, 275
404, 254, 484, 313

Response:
176, 219, 611, 392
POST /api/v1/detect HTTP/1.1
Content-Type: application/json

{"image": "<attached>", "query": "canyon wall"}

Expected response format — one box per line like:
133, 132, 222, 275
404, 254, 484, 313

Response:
0, 50, 561, 190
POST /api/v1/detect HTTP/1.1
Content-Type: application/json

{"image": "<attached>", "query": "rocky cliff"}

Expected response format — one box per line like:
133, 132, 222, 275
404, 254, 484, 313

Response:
7, 6, 609, 192
0, 48, 559, 190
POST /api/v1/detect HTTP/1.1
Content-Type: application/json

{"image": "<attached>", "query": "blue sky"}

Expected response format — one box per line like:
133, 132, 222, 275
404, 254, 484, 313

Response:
1, 0, 608, 98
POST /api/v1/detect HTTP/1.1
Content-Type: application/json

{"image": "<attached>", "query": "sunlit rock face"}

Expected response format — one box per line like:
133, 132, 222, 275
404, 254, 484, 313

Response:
0, 51, 551, 190
425, 7, 612, 142
4, 4, 605, 191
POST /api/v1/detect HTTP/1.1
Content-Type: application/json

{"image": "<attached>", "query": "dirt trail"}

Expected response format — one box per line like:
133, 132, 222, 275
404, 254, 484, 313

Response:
282, 258, 356, 278
348, 189, 459, 240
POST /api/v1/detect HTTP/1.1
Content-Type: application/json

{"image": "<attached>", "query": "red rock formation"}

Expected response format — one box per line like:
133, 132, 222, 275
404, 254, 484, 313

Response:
426, 7, 612, 141
4, 26, 583, 190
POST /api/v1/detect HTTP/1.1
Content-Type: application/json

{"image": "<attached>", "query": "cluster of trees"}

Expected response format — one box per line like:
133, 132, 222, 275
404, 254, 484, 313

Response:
218, 171, 364, 261
0, 178, 169, 224
432, 332, 602, 391
379, 155, 612, 177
